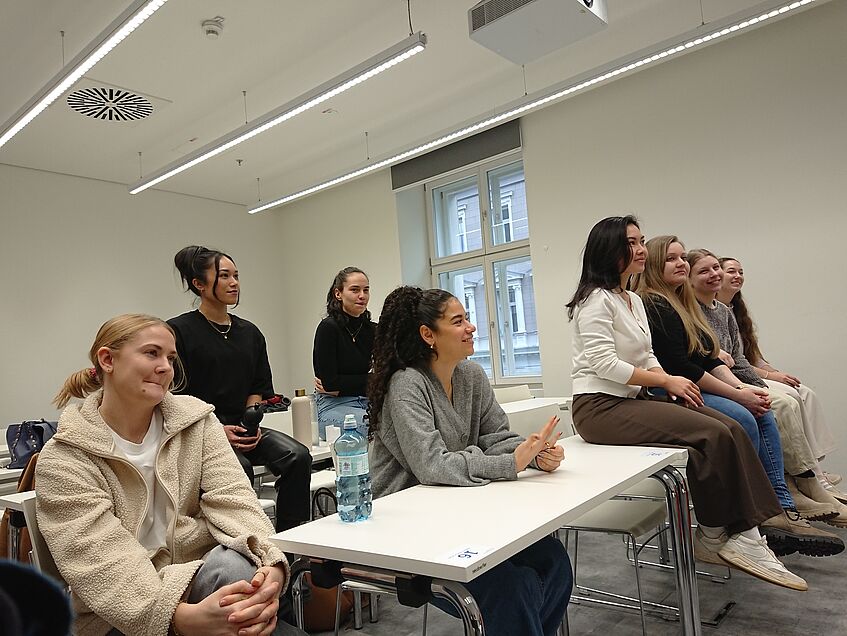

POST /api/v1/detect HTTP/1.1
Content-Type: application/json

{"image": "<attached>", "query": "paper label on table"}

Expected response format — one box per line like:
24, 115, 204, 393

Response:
442, 545, 493, 564
641, 449, 676, 458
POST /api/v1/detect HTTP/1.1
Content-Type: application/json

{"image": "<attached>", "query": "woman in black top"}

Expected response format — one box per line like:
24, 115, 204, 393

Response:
312, 267, 375, 439
168, 245, 310, 531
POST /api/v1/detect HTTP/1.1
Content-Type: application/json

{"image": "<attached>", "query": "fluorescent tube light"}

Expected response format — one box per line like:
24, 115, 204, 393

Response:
248, 0, 816, 214
0, 0, 170, 149
129, 32, 427, 194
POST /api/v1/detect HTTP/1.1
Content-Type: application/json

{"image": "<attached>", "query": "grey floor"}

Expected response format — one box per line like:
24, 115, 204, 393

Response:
315, 523, 847, 636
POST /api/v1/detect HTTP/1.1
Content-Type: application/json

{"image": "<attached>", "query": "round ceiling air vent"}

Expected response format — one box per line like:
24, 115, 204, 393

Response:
66, 87, 153, 121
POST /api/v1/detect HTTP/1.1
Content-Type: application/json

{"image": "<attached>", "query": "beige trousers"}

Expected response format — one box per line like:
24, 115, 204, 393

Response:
747, 384, 817, 475
764, 379, 836, 460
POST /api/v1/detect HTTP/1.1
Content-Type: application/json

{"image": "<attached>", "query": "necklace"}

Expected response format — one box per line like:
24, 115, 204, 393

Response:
345, 321, 364, 343
200, 311, 232, 339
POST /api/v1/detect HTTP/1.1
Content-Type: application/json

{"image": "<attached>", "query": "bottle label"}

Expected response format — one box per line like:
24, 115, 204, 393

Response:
337, 452, 369, 477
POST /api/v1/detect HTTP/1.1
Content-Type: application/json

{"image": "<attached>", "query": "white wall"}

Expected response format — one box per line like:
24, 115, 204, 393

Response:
0, 164, 285, 425
271, 170, 403, 395
522, 1, 847, 473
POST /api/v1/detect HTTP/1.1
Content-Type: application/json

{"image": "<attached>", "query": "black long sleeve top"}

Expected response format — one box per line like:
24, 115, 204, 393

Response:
642, 295, 725, 383
168, 310, 274, 424
312, 313, 375, 397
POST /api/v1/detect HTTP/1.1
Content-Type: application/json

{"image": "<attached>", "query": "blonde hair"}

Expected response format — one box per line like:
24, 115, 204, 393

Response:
53, 314, 182, 408
634, 235, 719, 358
686, 248, 718, 273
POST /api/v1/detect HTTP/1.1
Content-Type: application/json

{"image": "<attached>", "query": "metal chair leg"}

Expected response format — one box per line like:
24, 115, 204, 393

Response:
353, 589, 363, 629
334, 585, 343, 636
422, 603, 428, 635
369, 592, 379, 623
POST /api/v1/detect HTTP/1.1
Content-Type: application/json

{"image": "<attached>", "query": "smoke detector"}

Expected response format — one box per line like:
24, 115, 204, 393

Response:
202, 16, 225, 40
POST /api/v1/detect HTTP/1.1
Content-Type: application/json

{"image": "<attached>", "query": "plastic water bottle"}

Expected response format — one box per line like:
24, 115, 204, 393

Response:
335, 414, 372, 522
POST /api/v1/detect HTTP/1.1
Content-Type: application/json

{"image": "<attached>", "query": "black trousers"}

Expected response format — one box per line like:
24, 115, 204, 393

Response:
235, 428, 311, 531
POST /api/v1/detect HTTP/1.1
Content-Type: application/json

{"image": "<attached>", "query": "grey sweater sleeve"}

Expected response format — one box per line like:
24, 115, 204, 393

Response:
382, 367, 517, 488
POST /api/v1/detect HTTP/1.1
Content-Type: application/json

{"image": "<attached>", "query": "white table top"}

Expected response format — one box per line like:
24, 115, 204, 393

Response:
310, 445, 332, 462
271, 436, 686, 583
499, 396, 571, 413
0, 490, 33, 512
0, 467, 23, 483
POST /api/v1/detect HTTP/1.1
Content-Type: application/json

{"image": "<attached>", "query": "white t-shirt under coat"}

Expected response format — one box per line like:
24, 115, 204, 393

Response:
110, 409, 170, 555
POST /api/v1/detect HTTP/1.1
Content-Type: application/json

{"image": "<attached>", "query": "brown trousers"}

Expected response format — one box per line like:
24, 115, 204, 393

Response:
572, 392, 782, 534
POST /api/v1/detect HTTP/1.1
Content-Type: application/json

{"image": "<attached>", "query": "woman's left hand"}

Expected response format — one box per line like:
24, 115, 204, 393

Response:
717, 349, 735, 368
314, 377, 340, 397
768, 371, 801, 388
536, 444, 564, 472
219, 565, 285, 635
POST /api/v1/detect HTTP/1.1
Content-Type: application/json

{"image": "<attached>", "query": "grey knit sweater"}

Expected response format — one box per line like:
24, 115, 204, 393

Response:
698, 300, 764, 387
370, 360, 523, 498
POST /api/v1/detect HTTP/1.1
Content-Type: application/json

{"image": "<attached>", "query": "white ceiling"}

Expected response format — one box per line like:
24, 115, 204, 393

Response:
0, 0, 800, 209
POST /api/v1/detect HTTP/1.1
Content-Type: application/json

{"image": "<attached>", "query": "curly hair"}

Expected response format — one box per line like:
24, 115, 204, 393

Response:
325, 266, 371, 323
366, 286, 453, 437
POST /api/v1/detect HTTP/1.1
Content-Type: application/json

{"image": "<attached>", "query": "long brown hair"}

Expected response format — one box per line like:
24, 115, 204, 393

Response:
718, 257, 765, 365
634, 235, 719, 357
54, 314, 182, 408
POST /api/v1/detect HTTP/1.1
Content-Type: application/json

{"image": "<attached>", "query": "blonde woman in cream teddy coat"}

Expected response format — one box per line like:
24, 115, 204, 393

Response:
36, 314, 304, 636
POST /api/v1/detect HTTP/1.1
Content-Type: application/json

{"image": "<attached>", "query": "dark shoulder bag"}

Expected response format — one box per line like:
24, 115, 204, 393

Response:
6, 420, 58, 469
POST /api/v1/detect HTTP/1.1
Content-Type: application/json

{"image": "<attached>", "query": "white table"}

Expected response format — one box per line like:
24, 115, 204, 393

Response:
271, 436, 700, 635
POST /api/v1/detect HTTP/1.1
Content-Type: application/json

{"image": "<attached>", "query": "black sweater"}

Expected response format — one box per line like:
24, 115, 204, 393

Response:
642, 295, 725, 383
168, 310, 274, 424
312, 314, 375, 396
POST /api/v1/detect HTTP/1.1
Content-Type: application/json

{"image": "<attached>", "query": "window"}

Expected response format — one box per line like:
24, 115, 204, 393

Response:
427, 155, 541, 383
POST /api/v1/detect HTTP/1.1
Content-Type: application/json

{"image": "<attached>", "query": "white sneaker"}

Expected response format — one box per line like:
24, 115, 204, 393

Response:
718, 535, 808, 591
823, 471, 842, 486
693, 527, 730, 566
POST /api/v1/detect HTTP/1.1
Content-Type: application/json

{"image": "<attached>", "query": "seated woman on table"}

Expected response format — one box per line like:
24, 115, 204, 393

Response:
312, 267, 375, 439
718, 256, 840, 485
37, 314, 305, 636
567, 216, 805, 591
688, 248, 847, 536
368, 286, 572, 636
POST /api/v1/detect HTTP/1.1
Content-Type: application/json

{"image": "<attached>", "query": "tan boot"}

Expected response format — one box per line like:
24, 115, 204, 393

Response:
787, 475, 839, 520
760, 510, 845, 557
794, 476, 847, 528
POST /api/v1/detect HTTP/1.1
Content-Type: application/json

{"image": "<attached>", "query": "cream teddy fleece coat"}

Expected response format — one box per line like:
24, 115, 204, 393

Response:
36, 390, 288, 636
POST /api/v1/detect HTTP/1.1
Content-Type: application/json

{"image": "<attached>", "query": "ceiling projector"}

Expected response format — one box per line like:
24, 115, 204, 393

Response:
469, 0, 608, 64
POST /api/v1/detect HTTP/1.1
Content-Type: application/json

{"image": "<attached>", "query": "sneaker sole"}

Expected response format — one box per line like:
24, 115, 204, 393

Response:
762, 531, 845, 558
717, 547, 808, 591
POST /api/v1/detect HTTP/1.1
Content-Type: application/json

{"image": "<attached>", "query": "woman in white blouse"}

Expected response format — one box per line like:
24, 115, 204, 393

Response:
566, 216, 805, 591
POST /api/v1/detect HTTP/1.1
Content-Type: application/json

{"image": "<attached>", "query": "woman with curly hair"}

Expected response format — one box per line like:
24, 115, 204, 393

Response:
312, 267, 375, 439
367, 286, 572, 636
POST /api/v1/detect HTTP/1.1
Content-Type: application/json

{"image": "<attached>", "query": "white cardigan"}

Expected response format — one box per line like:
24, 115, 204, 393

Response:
571, 288, 660, 398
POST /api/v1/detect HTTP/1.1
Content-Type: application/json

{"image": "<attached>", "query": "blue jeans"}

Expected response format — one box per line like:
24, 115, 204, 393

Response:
432, 535, 572, 636
700, 392, 794, 510
315, 393, 369, 439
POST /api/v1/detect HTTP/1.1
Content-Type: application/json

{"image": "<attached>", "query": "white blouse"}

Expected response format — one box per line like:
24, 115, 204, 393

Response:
571, 288, 660, 398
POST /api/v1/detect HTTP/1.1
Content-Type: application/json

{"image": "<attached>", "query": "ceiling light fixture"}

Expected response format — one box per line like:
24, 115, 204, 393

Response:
0, 0, 170, 150
129, 31, 427, 195
248, 0, 816, 214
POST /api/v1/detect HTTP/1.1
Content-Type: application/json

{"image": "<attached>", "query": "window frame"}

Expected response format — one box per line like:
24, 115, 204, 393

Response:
426, 152, 540, 385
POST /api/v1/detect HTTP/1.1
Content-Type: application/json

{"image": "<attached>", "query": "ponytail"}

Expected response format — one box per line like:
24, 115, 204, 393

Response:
53, 368, 101, 408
